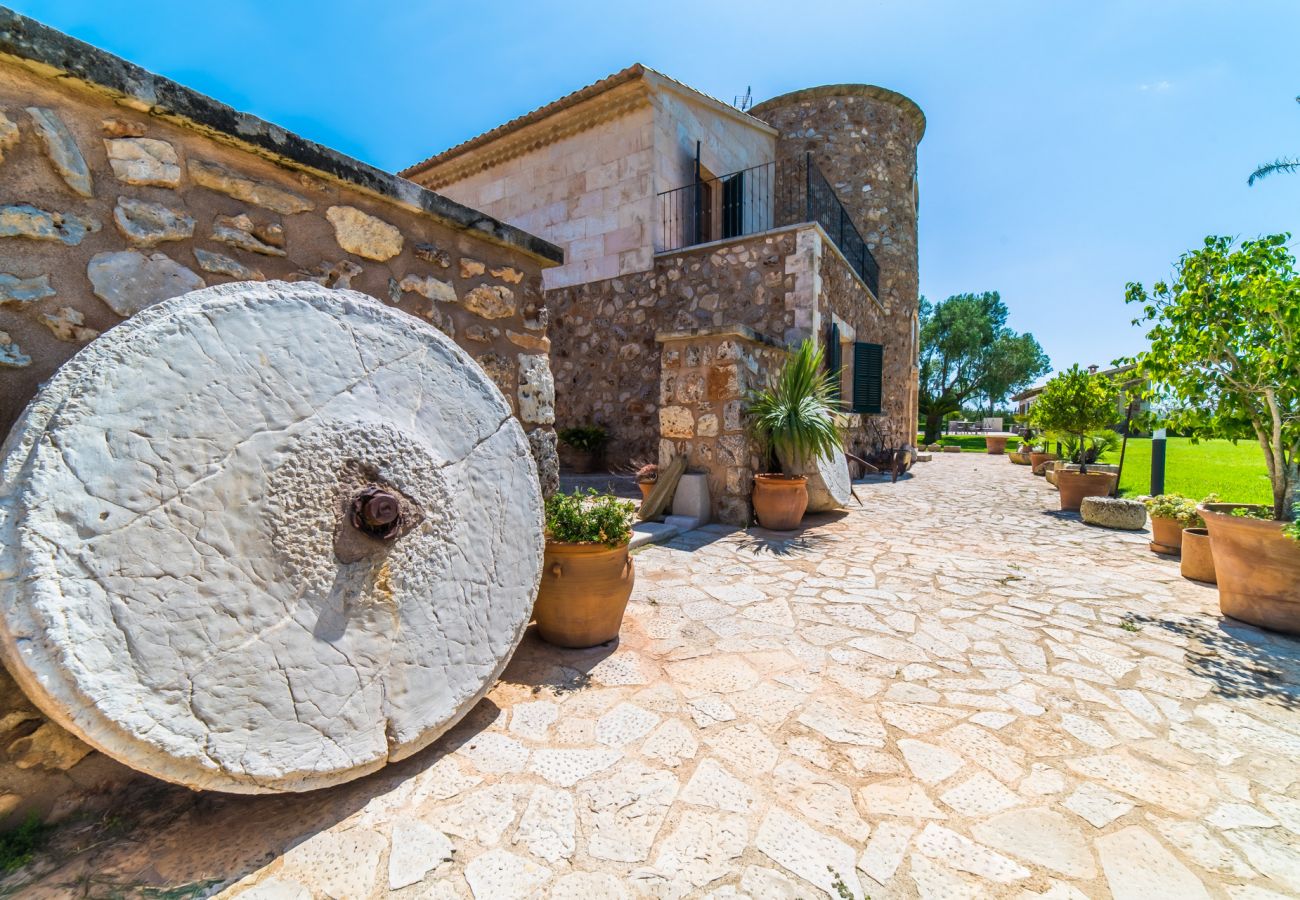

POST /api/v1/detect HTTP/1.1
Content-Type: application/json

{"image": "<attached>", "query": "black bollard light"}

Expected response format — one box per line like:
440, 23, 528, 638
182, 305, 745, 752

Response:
1150, 427, 1167, 496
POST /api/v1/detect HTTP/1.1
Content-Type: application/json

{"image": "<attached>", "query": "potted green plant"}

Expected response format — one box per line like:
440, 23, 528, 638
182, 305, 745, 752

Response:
1028, 366, 1121, 509
532, 489, 636, 648
558, 425, 608, 474
746, 339, 843, 530
1128, 234, 1299, 632
1143, 493, 1202, 555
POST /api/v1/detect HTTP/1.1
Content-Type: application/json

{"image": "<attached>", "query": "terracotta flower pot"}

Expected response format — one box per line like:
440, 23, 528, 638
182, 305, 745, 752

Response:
1056, 470, 1117, 511
1200, 504, 1300, 635
1180, 527, 1216, 584
1150, 516, 1185, 556
752, 474, 809, 531
984, 436, 1008, 455
1029, 452, 1058, 475
568, 449, 599, 474
638, 482, 654, 500
533, 541, 635, 648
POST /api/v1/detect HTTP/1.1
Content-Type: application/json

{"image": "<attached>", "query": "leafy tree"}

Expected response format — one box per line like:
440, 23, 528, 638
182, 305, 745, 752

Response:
1027, 365, 1120, 474
918, 292, 1049, 443
1126, 234, 1300, 520
1248, 96, 1300, 186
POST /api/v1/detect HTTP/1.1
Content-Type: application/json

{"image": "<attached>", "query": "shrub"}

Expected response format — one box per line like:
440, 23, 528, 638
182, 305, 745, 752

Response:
558, 425, 608, 453
1144, 494, 1204, 528
1028, 366, 1121, 473
746, 339, 843, 470
544, 489, 634, 547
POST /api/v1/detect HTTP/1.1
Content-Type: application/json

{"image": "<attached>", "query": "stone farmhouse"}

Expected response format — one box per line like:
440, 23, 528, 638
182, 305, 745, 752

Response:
403, 66, 925, 522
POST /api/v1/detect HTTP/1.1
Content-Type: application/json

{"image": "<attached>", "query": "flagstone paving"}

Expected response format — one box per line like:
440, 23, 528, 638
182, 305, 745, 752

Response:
7, 454, 1300, 898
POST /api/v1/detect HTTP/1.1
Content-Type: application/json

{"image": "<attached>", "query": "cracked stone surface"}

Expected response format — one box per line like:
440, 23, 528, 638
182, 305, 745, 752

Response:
0, 281, 543, 793
5, 453, 1300, 898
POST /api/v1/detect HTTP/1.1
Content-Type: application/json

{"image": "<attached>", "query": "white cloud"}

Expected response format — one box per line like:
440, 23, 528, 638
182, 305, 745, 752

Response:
1139, 80, 1173, 93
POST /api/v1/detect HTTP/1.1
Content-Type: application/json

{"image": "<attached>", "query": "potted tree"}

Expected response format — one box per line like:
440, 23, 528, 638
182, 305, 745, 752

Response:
1028, 366, 1121, 510
746, 339, 843, 531
532, 489, 636, 648
558, 425, 608, 474
1128, 234, 1299, 632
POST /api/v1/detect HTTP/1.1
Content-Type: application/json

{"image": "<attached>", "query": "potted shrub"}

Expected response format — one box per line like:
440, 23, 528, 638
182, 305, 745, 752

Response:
1128, 234, 1299, 632
634, 463, 658, 501
1143, 493, 1202, 555
558, 425, 608, 474
1028, 366, 1121, 509
746, 339, 843, 531
532, 489, 636, 648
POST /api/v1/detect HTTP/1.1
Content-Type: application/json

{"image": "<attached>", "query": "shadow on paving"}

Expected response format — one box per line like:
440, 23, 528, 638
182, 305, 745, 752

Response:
0, 627, 608, 898
1136, 613, 1300, 710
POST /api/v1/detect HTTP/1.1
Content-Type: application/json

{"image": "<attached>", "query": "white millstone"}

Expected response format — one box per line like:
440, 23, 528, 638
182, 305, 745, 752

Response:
0, 281, 544, 792
27, 107, 92, 197
104, 137, 181, 187
778, 445, 852, 512
87, 249, 205, 316
326, 205, 403, 261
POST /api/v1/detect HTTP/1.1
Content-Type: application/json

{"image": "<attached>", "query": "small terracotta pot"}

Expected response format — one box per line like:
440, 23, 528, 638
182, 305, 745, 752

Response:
638, 482, 654, 500
1200, 503, 1300, 635
534, 541, 635, 648
1029, 452, 1058, 475
1180, 527, 1216, 584
1056, 470, 1117, 511
752, 474, 808, 531
1150, 516, 1185, 556
984, 436, 1008, 455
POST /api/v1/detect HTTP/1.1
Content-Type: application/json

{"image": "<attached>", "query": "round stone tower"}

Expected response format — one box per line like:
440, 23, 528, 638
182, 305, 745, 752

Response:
749, 85, 925, 434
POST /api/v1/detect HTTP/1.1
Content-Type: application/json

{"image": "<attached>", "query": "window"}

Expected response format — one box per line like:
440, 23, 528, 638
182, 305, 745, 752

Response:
852, 342, 883, 414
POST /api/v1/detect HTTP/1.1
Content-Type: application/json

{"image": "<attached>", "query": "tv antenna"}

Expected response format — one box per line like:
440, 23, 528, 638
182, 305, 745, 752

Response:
734, 86, 753, 111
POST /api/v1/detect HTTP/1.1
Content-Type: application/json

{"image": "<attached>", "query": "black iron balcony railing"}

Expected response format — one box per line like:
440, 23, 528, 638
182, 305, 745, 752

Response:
657, 153, 880, 297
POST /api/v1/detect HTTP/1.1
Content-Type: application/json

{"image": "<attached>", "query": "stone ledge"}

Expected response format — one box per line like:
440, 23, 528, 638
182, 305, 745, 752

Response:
0, 8, 563, 266
654, 324, 782, 347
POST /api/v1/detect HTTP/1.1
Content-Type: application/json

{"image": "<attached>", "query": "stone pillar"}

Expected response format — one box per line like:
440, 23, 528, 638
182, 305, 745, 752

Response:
655, 327, 782, 525
750, 84, 925, 432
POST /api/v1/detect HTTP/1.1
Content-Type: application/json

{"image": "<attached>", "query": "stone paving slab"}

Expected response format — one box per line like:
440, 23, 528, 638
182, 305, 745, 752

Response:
5, 454, 1300, 898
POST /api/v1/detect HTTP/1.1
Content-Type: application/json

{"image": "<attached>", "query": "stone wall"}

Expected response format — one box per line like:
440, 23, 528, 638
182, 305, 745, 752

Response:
656, 328, 783, 524
0, 10, 562, 829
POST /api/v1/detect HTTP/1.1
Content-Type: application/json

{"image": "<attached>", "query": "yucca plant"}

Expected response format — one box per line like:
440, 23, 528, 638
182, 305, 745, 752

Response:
746, 339, 844, 472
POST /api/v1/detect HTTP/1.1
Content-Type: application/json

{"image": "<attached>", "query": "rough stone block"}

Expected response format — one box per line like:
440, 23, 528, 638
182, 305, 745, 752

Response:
660, 406, 694, 439
27, 107, 93, 197
188, 158, 314, 214
672, 473, 711, 522
326, 205, 402, 261
87, 249, 204, 316
1080, 497, 1147, 531
104, 137, 180, 187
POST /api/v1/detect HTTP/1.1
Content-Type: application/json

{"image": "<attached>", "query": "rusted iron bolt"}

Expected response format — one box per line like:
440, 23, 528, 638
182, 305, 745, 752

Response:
350, 486, 403, 540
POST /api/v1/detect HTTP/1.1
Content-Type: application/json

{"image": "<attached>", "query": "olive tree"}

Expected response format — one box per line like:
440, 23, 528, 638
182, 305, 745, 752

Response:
1027, 365, 1120, 475
1126, 234, 1300, 520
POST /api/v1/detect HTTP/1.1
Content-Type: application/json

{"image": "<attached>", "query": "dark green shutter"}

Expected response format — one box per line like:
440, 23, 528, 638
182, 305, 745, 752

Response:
852, 341, 883, 414
827, 324, 841, 401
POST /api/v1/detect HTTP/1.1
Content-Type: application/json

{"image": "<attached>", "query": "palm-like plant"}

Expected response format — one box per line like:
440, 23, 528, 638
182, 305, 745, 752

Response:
746, 339, 844, 470
1248, 96, 1300, 186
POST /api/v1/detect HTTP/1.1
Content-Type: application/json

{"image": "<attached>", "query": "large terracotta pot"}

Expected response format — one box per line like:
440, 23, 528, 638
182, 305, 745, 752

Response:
1150, 516, 1185, 555
984, 436, 1008, 455
1029, 452, 1058, 475
752, 474, 808, 530
638, 482, 654, 501
1180, 527, 1216, 584
1056, 470, 1117, 511
534, 541, 635, 648
567, 449, 599, 474
1200, 504, 1300, 634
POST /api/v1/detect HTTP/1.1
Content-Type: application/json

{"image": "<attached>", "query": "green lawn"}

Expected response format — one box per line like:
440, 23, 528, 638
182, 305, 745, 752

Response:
1098, 437, 1273, 504
917, 433, 1273, 503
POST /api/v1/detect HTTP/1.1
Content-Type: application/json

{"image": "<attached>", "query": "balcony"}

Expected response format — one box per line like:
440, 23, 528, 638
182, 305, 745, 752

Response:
657, 153, 880, 298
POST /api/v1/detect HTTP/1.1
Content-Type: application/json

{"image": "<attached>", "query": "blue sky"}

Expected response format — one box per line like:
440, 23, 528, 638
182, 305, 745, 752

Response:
16, 1, 1298, 380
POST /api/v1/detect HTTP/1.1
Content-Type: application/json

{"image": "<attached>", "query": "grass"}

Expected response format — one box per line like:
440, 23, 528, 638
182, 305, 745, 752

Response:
1098, 437, 1273, 504
0, 814, 51, 873
918, 433, 1274, 503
